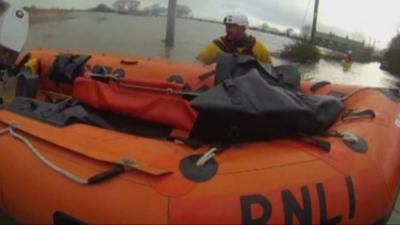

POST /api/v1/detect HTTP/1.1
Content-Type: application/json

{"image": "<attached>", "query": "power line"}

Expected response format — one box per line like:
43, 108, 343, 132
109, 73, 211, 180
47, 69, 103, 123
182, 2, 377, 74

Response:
301, 0, 312, 28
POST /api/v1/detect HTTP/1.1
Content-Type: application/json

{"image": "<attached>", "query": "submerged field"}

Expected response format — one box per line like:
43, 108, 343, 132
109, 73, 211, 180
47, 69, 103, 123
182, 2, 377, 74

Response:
24, 8, 73, 25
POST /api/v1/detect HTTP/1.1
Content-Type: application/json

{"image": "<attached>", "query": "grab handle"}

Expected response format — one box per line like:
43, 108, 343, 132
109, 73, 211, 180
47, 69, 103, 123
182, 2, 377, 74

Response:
120, 59, 138, 65
341, 109, 375, 121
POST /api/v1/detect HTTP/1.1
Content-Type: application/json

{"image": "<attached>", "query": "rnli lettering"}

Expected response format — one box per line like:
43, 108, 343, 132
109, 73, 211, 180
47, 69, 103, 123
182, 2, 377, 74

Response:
240, 176, 356, 225
317, 183, 342, 225
240, 195, 272, 225
345, 176, 356, 219
282, 186, 312, 225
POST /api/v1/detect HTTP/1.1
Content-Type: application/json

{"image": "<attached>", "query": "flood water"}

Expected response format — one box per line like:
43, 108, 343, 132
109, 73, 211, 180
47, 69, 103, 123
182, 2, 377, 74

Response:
23, 11, 399, 88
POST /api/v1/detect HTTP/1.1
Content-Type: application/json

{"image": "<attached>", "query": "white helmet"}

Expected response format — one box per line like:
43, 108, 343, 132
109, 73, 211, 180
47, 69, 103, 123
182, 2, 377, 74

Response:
223, 14, 249, 28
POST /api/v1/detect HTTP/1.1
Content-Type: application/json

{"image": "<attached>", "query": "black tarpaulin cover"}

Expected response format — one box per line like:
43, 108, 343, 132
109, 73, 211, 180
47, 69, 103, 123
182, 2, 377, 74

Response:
190, 53, 344, 143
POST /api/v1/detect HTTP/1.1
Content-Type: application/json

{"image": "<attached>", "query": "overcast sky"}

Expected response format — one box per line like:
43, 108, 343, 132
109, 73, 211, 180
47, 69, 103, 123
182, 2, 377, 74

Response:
9, 0, 400, 49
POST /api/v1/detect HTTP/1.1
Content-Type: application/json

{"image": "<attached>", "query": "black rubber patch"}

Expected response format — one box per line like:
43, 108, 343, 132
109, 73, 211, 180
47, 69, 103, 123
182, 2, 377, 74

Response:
342, 135, 368, 153
328, 91, 346, 99
112, 68, 125, 78
16, 10, 24, 19
167, 74, 184, 84
378, 88, 400, 103
92, 65, 112, 74
91, 65, 113, 83
310, 81, 331, 93
53, 211, 87, 225
180, 154, 218, 182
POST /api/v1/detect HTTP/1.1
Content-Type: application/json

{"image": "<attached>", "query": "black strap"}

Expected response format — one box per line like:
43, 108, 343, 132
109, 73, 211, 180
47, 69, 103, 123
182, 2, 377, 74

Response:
213, 36, 256, 56
310, 81, 331, 93
198, 70, 216, 81
213, 38, 228, 52
87, 165, 125, 184
298, 134, 331, 152
86, 111, 114, 130
243, 36, 256, 56
328, 91, 346, 99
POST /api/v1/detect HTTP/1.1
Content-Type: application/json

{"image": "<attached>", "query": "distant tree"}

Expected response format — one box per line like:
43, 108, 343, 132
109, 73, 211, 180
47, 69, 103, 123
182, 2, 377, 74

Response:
350, 32, 366, 43
389, 33, 400, 49
176, 5, 191, 18
92, 4, 114, 13
397, 22, 400, 33
280, 40, 321, 63
261, 23, 270, 31
286, 28, 294, 37
147, 4, 167, 17
383, 33, 400, 75
112, 0, 140, 12
0, 0, 8, 12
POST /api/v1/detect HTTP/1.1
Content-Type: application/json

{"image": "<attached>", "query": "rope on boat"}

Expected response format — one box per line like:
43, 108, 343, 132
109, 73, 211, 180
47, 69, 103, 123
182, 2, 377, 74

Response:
196, 146, 219, 167
87, 73, 201, 97
0, 122, 89, 185
87, 73, 121, 79
118, 82, 201, 97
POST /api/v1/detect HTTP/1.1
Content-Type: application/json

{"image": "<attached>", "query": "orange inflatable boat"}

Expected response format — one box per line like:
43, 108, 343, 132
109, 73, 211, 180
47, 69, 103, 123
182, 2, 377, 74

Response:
1, 48, 400, 225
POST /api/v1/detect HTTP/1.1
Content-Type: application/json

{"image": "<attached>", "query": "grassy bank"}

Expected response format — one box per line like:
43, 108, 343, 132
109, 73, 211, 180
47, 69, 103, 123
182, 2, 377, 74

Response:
280, 41, 321, 63
23, 7, 73, 25
382, 33, 400, 76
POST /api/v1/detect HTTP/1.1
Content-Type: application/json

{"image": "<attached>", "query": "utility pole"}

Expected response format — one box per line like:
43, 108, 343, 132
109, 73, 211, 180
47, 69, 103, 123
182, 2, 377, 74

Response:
310, 0, 319, 44
165, 0, 177, 47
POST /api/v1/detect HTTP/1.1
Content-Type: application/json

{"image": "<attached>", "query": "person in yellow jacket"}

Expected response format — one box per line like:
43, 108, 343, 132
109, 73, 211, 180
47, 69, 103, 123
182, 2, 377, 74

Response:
341, 50, 353, 71
197, 14, 273, 65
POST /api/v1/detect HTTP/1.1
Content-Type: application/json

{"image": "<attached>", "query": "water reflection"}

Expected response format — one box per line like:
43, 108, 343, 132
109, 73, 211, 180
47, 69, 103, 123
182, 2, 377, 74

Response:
300, 60, 399, 88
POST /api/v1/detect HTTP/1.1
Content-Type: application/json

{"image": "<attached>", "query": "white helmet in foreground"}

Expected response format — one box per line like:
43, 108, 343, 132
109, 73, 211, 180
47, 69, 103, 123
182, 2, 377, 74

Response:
223, 14, 249, 28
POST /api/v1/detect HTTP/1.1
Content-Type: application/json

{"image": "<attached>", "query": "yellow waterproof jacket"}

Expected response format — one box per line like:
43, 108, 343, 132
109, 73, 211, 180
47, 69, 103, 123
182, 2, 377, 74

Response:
197, 36, 272, 65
